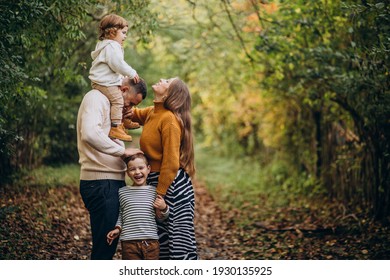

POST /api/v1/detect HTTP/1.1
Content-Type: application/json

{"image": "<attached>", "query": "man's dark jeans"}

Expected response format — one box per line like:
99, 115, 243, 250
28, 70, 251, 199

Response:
80, 179, 125, 260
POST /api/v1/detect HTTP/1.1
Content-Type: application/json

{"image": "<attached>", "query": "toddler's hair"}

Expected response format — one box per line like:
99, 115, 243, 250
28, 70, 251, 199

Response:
99, 14, 128, 40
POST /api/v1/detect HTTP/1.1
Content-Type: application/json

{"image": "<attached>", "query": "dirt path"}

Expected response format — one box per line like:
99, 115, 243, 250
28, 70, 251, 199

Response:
193, 180, 243, 259
2, 179, 389, 260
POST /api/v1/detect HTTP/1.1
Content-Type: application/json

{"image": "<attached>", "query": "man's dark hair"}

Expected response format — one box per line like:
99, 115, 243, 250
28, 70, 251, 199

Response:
129, 78, 147, 99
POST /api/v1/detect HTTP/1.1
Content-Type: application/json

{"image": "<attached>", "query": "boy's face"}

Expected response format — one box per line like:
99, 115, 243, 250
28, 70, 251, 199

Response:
126, 158, 150, 186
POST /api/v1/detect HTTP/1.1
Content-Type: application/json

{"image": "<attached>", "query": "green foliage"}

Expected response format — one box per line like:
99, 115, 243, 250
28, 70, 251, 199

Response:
0, 0, 91, 184
252, 0, 390, 218
1, 0, 388, 220
0, 0, 157, 185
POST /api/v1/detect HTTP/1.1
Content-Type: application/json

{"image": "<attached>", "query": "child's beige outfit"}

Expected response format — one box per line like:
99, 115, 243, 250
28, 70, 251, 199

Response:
89, 39, 138, 141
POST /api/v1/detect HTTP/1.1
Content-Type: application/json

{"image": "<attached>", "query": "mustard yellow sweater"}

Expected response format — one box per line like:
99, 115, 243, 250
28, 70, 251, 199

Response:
132, 101, 182, 195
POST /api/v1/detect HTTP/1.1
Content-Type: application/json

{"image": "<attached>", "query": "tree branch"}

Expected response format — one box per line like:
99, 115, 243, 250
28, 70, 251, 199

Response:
220, 0, 255, 64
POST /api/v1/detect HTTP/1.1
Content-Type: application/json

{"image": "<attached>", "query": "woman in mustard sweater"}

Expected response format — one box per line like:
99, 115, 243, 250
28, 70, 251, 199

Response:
128, 77, 197, 260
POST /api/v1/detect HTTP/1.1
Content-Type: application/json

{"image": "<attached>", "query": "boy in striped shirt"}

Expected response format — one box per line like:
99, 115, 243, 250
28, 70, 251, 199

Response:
106, 153, 169, 259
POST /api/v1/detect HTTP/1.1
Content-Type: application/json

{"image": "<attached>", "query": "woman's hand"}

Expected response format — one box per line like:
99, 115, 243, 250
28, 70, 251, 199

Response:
122, 106, 134, 120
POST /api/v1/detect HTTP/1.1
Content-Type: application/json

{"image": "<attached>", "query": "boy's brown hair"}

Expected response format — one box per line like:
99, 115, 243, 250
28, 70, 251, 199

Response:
98, 14, 128, 40
124, 153, 149, 168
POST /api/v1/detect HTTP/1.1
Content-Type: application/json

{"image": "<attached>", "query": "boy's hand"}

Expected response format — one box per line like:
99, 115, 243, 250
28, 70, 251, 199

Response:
154, 195, 167, 219
153, 195, 167, 211
107, 228, 120, 245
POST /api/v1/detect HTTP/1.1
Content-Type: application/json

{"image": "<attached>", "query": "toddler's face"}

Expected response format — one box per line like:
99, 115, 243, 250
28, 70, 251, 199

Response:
112, 26, 128, 46
127, 158, 150, 186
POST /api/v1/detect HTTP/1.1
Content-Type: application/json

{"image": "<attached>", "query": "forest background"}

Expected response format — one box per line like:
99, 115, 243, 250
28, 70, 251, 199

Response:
0, 0, 389, 259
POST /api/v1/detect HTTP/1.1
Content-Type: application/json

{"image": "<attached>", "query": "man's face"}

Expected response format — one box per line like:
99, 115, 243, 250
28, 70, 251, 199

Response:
122, 90, 143, 110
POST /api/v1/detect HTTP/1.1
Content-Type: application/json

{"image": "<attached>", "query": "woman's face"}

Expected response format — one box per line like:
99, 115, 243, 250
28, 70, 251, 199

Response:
152, 78, 176, 100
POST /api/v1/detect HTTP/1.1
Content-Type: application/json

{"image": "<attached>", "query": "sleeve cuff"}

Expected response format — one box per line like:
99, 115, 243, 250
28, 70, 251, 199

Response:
161, 205, 169, 215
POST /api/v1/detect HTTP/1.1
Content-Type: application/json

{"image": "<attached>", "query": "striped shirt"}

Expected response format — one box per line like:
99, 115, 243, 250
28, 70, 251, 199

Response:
116, 185, 168, 241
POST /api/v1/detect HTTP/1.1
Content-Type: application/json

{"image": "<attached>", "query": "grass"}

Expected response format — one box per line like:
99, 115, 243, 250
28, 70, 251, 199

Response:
195, 146, 293, 210
14, 164, 80, 190
194, 145, 332, 228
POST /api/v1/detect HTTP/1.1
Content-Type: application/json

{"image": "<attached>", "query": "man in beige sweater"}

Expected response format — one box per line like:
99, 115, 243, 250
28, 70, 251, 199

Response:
77, 76, 147, 259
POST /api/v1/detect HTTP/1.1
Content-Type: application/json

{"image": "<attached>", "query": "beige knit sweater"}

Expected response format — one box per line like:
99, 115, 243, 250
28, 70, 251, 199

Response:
77, 89, 126, 180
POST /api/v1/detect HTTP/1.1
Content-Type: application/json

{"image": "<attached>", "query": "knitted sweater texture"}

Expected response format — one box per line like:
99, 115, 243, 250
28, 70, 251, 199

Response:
77, 89, 126, 180
132, 102, 182, 195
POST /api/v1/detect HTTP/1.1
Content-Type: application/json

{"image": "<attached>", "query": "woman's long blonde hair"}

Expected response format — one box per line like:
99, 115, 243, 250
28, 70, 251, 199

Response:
164, 78, 195, 177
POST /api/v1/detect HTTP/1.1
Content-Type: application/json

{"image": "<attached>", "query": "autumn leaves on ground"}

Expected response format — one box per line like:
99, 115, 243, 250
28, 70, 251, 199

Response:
1, 178, 390, 260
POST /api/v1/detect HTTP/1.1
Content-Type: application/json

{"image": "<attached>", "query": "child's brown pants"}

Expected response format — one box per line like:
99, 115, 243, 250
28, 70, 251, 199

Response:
121, 239, 160, 260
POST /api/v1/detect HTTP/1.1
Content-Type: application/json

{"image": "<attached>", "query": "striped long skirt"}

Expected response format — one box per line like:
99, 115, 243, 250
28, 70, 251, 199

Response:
147, 168, 198, 260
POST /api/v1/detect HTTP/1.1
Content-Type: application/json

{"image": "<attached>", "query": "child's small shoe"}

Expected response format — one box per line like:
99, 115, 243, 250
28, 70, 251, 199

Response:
109, 123, 132, 142
123, 119, 140, 129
